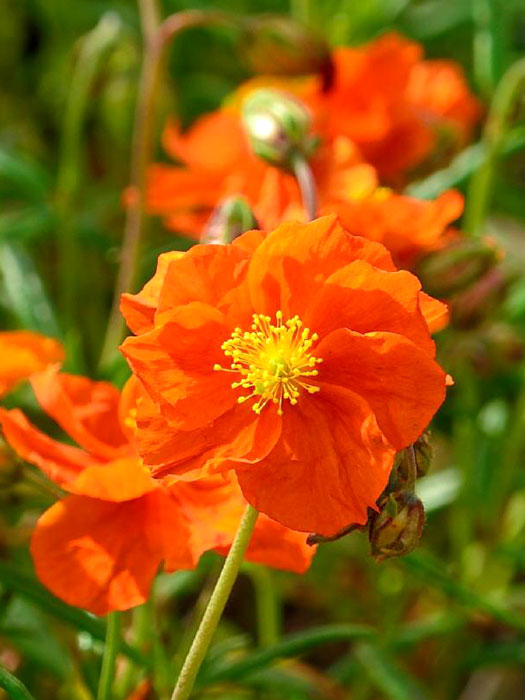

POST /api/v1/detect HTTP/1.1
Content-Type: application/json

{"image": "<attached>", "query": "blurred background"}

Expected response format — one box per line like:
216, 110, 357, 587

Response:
2, 1, 525, 699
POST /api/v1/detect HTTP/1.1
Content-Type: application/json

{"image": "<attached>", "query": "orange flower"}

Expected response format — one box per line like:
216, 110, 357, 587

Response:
0, 368, 314, 615
147, 111, 376, 236
0, 331, 63, 397
121, 216, 449, 536
301, 33, 480, 180
338, 188, 464, 268
144, 33, 478, 242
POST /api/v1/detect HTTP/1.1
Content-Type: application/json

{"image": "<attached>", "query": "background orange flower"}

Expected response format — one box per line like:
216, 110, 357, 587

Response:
0, 368, 314, 614
0, 331, 63, 398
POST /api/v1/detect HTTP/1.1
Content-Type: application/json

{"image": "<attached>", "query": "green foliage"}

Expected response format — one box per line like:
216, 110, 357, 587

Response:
0, 0, 525, 699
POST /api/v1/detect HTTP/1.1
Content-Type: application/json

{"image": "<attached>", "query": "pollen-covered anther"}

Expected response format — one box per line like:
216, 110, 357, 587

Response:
214, 312, 322, 415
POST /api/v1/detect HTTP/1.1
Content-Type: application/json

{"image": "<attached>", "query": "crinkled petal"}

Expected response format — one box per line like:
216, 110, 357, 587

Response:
247, 215, 395, 319
135, 391, 282, 479
121, 303, 234, 430
237, 384, 394, 536
30, 367, 129, 461
419, 292, 449, 333
69, 458, 157, 501
31, 490, 194, 615
0, 408, 96, 487
305, 259, 435, 353
121, 252, 184, 335
317, 329, 447, 449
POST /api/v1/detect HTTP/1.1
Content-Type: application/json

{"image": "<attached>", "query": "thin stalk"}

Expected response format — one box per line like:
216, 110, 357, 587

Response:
97, 611, 121, 700
0, 665, 36, 700
56, 12, 121, 339
170, 504, 259, 700
292, 153, 318, 221
99, 9, 233, 369
464, 58, 525, 235
245, 564, 281, 648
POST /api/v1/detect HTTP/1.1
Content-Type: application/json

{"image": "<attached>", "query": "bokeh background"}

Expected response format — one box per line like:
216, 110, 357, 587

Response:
2, 1, 525, 699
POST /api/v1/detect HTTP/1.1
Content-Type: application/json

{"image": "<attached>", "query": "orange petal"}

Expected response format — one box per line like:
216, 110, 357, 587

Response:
237, 384, 394, 536
247, 215, 395, 319
0, 331, 63, 397
30, 368, 130, 461
317, 329, 447, 449
305, 259, 435, 353
69, 458, 157, 501
121, 251, 184, 335
121, 304, 234, 431
135, 391, 282, 480
0, 408, 96, 487
31, 490, 194, 615
170, 474, 315, 574
419, 292, 449, 333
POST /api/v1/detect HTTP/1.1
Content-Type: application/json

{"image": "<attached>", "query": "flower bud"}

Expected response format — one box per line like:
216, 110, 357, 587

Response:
369, 492, 425, 561
451, 267, 517, 328
242, 88, 318, 170
240, 15, 333, 88
468, 322, 525, 375
417, 238, 500, 298
201, 196, 258, 245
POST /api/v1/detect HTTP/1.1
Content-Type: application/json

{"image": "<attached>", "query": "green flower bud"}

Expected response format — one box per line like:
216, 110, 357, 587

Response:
452, 267, 517, 328
201, 196, 258, 245
417, 238, 500, 298
242, 88, 318, 170
369, 492, 425, 561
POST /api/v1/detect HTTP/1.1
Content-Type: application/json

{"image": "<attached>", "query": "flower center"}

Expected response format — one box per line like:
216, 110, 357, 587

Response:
214, 311, 322, 416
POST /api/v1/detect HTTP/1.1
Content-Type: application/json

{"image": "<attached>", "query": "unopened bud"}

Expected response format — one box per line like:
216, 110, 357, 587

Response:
469, 322, 525, 375
417, 238, 500, 298
369, 492, 425, 561
241, 15, 333, 88
201, 196, 258, 245
452, 267, 517, 328
242, 89, 318, 170
393, 436, 433, 488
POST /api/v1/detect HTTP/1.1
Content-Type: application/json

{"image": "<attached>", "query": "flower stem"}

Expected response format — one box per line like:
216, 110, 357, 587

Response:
464, 57, 525, 236
292, 153, 318, 221
170, 504, 259, 700
245, 564, 281, 648
99, 9, 233, 370
97, 611, 121, 700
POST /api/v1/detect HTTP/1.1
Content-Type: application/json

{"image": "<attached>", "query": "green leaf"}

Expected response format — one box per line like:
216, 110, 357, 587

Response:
354, 642, 430, 700
0, 149, 50, 204
0, 664, 36, 700
0, 241, 61, 336
198, 624, 375, 687
399, 551, 525, 633
0, 561, 148, 668
405, 127, 525, 200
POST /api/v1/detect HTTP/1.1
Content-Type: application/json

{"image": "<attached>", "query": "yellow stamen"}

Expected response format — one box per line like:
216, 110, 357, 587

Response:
214, 312, 322, 415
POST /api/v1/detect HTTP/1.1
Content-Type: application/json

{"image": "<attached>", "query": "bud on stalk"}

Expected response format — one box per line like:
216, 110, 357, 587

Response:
201, 196, 258, 245
369, 491, 425, 561
417, 238, 500, 298
242, 88, 318, 171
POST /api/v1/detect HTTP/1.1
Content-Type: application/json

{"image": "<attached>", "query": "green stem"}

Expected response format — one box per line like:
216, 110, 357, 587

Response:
464, 57, 525, 235
97, 611, 121, 700
99, 9, 233, 370
0, 665, 36, 700
245, 564, 281, 648
170, 504, 259, 700
56, 13, 120, 350
292, 153, 318, 221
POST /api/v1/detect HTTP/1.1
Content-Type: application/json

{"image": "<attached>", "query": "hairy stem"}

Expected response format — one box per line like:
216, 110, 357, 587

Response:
170, 504, 259, 700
